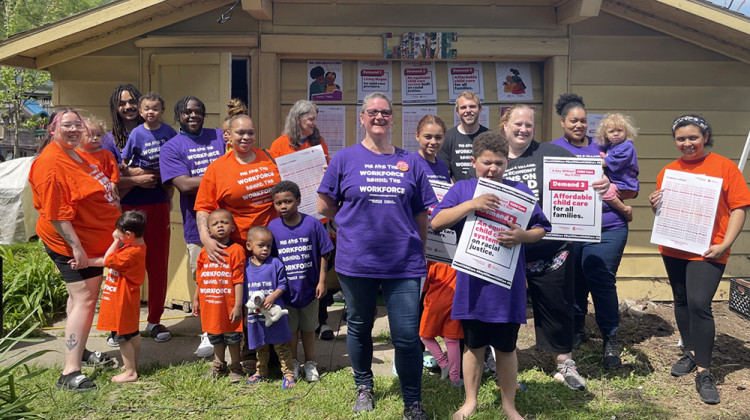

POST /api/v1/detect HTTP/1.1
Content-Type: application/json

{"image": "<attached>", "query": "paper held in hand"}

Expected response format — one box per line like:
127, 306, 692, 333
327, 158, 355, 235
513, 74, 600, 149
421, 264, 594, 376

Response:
426, 180, 457, 264
275, 145, 327, 219
542, 157, 602, 242
650, 169, 722, 255
451, 178, 536, 289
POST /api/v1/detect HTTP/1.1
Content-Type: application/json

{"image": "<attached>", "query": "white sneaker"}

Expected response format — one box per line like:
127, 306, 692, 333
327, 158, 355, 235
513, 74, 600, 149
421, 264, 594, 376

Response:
304, 360, 319, 382
195, 333, 213, 358
292, 359, 300, 380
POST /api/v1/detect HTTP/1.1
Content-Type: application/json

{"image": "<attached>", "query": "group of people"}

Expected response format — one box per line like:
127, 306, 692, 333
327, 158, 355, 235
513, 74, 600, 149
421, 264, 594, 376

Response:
28, 82, 747, 417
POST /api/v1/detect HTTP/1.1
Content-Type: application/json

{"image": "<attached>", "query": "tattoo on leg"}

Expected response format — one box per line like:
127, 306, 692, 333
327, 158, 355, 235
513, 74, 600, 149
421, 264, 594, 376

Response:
66, 333, 78, 351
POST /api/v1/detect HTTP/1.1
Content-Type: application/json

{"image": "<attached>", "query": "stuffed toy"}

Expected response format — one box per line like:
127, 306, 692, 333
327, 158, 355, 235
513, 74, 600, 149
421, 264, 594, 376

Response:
246, 290, 289, 327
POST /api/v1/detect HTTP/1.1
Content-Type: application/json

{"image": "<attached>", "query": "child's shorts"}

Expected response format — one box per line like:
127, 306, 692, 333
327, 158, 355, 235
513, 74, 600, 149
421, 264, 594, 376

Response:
208, 332, 242, 346
114, 330, 139, 342
287, 299, 319, 332
44, 244, 104, 283
461, 320, 520, 352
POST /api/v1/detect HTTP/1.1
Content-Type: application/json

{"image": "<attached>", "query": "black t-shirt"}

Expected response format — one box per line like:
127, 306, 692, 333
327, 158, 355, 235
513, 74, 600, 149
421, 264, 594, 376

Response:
437, 125, 489, 182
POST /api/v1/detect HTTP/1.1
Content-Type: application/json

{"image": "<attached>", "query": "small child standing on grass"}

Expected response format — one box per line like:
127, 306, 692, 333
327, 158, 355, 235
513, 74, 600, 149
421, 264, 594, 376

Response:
79, 118, 121, 207
192, 209, 247, 383
596, 113, 640, 222
244, 226, 296, 389
431, 132, 551, 420
91, 210, 147, 383
268, 181, 333, 382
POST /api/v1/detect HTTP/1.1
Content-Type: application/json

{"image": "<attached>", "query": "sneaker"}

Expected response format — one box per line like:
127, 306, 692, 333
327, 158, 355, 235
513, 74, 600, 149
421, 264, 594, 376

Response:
353, 385, 375, 413
671, 353, 697, 377
440, 365, 450, 381
292, 359, 300, 380
107, 331, 119, 348
333, 290, 346, 303
402, 401, 429, 420
451, 378, 464, 388
603, 335, 622, 369
695, 370, 720, 404
319, 324, 334, 341
553, 359, 586, 390
303, 360, 319, 382
483, 347, 496, 373
572, 331, 587, 350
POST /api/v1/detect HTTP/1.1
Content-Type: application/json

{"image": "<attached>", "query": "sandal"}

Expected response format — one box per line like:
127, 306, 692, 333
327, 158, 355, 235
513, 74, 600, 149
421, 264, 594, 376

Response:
81, 349, 114, 367
203, 361, 227, 379
56, 370, 98, 392
246, 374, 263, 385
228, 363, 244, 384
149, 324, 171, 343
282, 376, 296, 389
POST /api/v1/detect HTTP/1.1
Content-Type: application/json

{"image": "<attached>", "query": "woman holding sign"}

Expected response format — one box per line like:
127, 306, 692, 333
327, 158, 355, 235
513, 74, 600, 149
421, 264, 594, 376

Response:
649, 115, 750, 404
270, 100, 329, 161
317, 92, 436, 419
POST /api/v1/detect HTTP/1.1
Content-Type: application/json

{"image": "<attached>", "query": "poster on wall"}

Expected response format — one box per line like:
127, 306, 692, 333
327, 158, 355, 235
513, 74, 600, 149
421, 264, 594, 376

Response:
447, 62, 484, 103
307, 60, 343, 102
586, 113, 605, 140
401, 61, 438, 104
316, 105, 346, 157
496, 62, 533, 101
401, 106, 437, 153
357, 61, 393, 104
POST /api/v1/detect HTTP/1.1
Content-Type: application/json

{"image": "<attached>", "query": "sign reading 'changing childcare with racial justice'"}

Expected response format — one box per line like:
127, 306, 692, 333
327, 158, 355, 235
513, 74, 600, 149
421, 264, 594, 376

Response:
542, 157, 602, 242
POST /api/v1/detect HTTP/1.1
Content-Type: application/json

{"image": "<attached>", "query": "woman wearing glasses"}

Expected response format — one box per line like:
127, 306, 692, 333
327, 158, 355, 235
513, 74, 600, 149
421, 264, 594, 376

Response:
29, 109, 121, 392
317, 93, 437, 420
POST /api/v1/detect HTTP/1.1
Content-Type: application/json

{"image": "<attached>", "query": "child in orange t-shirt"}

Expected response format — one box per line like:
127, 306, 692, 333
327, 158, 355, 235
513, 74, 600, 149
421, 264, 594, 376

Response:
78, 117, 121, 207
192, 209, 247, 382
84, 210, 147, 383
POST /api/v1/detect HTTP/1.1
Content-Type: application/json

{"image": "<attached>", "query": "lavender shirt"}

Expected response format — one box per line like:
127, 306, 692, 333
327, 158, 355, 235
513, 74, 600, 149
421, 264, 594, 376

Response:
551, 136, 626, 230
102, 132, 122, 165
245, 256, 291, 348
269, 215, 334, 308
159, 129, 225, 243
602, 140, 639, 192
317, 144, 437, 278
432, 178, 551, 323
119, 124, 176, 206
416, 154, 452, 183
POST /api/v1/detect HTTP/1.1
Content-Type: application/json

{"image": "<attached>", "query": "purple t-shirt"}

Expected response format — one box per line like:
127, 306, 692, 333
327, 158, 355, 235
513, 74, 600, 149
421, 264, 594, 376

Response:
551, 136, 626, 230
159, 129, 225, 243
102, 132, 122, 165
269, 214, 334, 309
317, 143, 438, 278
602, 140, 639, 193
416, 153, 452, 184
244, 256, 291, 348
431, 178, 551, 324
119, 124, 177, 206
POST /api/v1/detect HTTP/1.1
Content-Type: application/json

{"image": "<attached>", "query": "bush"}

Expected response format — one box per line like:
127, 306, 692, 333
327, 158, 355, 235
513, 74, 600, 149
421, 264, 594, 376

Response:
0, 318, 51, 419
1, 241, 68, 334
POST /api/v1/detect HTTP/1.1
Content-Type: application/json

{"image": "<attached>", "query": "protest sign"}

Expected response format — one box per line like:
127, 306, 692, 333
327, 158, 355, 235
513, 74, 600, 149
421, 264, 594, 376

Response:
542, 157, 602, 242
426, 180, 457, 264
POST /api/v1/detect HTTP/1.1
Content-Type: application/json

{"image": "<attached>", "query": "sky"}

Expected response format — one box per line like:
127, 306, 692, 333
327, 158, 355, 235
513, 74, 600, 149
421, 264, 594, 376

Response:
705, 0, 750, 15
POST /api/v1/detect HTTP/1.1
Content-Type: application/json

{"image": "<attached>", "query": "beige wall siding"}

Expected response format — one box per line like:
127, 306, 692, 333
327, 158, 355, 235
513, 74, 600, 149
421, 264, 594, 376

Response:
570, 12, 750, 295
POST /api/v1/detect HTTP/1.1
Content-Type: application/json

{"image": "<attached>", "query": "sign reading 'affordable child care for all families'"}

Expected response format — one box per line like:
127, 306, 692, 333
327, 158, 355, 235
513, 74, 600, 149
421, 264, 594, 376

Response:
542, 157, 603, 242
452, 178, 535, 289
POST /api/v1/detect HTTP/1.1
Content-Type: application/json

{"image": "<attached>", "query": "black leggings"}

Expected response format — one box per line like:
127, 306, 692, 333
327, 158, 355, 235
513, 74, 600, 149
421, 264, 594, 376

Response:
662, 255, 725, 368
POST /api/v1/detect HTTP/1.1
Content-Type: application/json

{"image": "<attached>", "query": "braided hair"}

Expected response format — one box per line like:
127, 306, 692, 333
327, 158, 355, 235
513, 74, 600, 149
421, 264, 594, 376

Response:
109, 84, 144, 149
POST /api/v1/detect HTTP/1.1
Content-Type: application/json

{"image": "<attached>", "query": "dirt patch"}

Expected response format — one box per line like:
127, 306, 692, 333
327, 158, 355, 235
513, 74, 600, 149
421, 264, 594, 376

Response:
517, 300, 750, 418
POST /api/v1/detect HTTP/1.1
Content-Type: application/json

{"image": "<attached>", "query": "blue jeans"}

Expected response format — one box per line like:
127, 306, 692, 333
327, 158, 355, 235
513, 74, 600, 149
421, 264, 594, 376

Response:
338, 274, 422, 406
573, 226, 628, 337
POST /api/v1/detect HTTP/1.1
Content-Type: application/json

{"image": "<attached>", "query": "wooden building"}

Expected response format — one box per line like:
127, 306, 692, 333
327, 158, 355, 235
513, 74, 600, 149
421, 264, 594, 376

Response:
1, 0, 749, 306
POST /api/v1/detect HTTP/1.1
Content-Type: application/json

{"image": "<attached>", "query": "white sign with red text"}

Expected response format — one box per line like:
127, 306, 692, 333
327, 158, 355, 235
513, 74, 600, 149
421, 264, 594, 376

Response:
426, 180, 457, 264
542, 157, 603, 242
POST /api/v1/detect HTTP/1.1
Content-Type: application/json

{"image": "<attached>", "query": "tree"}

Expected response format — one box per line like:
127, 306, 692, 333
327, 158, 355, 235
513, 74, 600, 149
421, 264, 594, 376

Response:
0, 0, 110, 157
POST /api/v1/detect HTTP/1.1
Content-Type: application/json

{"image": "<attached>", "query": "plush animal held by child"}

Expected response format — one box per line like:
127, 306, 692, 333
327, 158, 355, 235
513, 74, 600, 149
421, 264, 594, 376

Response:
246, 291, 289, 327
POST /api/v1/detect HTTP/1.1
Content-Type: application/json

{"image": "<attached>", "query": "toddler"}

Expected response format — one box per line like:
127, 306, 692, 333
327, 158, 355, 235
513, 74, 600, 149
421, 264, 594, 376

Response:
192, 209, 247, 383
244, 225, 296, 389
596, 113, 640, 222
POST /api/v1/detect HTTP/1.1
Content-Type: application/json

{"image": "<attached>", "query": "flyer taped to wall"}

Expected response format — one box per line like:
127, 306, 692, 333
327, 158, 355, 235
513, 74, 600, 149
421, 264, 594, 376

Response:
650, 169, 722, 255
426, 180, 457, 264
275, 145, 327, 219
542, 157, 603, 242
451, 178, 536, 289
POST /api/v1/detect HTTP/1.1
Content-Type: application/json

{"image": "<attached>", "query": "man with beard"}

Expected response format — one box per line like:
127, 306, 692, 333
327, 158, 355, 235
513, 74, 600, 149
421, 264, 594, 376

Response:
437, 91, 489, 182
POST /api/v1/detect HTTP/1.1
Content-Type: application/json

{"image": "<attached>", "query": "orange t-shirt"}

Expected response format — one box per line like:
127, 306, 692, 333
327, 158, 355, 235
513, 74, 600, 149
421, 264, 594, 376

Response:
269, 134, 330, 162
420, 261, 464, 339
29, 143, 121, 257
196, 242, 246, 334
657, 153, 750, 264
81, 149, 120, 183
97, 244, 146, 335
194, 149, 281, 243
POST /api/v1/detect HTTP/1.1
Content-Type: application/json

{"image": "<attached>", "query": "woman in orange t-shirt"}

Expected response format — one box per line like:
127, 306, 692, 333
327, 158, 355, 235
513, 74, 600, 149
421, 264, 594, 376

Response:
649, 114, 750, 405
269, 100, 329, 161
28, 109, 121, 392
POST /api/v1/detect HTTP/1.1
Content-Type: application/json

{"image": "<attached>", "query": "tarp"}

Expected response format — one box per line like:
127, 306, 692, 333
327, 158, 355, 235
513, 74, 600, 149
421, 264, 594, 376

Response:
22, 99, 49, 119
0, 157, 37, 244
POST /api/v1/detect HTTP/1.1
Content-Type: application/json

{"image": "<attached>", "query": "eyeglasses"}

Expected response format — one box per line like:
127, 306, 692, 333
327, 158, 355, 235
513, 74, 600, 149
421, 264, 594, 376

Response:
364, 109, 393, 118
60, 123, 84, 130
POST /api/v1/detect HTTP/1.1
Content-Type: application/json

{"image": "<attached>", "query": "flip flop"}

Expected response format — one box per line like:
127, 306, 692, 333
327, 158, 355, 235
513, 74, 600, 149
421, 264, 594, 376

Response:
150, 324, 171, 342
246, 374, 263, 385
282, 376, 296, 389
56, 371, 97, 393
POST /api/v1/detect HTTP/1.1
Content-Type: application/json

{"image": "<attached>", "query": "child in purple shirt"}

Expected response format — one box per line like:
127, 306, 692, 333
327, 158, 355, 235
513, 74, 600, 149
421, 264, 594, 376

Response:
431, 131, 550, 420
595, 113, 640, 222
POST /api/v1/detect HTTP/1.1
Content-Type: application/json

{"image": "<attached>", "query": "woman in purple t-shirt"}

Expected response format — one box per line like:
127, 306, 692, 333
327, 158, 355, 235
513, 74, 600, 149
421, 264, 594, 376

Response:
317, 93, 436, 419
550, 94, 628, 370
